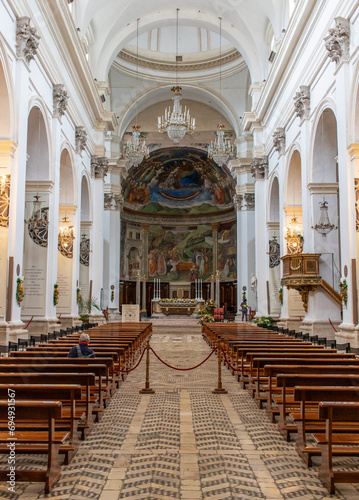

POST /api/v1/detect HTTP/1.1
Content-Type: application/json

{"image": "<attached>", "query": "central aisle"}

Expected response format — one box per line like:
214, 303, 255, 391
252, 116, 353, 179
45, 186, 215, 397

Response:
15, 325, 359, 500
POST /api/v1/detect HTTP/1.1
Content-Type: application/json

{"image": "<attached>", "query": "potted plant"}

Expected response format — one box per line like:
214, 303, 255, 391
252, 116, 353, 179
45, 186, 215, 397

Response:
78, 296, 101, 324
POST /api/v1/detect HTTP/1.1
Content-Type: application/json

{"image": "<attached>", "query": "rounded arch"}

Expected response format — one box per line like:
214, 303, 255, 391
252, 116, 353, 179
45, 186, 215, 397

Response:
26, 106, 51, 181
59, 147, 76, 206
311, 106, 338, 184
118, 84, 241, 138
268, 174, 280, 223
285, 146, 302, 206
0, 37, 15, 139
95, 10, 264, 83
80, 173, 92, 221
350, 61, 359, 143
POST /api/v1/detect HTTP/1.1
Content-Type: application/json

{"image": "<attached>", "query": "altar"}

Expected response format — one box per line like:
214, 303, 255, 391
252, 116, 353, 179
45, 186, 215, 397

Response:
152, 299, 204, 317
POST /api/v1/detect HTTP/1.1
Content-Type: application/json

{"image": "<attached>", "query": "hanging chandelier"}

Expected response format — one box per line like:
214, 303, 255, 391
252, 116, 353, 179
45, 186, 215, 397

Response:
157, 9, 196, 144
208, 124, 234, 166
124, 125, 149, 167
25, 195, 49, 247
124, 18, 149, 167
58, 216, 75, 258
313, 199, 337, 237
207, 17, 235, 166
285, 216, 303, 254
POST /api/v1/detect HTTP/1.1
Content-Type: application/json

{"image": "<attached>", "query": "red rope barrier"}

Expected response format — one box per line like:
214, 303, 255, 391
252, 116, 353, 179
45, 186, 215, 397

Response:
328, 318, 338, 332
24, 316, 34, 330
221, 349, 242, 372
117, 347, 146, 373
150, 346, 217, 371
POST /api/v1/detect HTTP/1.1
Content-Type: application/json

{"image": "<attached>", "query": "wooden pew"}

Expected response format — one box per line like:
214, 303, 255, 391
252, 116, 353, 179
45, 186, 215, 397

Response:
0, 400, 65, 493
0, 383, 82, 463
314, 402, 359, 494
292, 386, 359, 466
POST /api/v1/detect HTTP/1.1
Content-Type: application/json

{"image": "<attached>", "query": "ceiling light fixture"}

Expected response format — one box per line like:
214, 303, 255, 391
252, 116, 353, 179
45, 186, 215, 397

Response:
157, 8, 195, 144
124, 18, 149, 167
208, 17, 235, 166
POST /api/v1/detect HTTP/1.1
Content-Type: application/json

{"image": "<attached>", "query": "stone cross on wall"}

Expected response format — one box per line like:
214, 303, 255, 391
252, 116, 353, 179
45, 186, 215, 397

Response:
16, 17, 40, 63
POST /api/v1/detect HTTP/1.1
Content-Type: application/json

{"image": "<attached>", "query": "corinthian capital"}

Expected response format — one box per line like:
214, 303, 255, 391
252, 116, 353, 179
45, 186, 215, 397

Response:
91, 156, 109, 179
53, 84, 69, 118
16, 17, 40, 63
294, 86, 310, 120
324, 17, 350, 65
251, 156, 268, 180
75, 126, 87, 154
233, 194, 243, 212
273, 128, 285, 155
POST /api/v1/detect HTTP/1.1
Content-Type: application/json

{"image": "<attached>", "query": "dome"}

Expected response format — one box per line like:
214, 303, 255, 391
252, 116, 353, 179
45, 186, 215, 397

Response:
122, 147, 235, 216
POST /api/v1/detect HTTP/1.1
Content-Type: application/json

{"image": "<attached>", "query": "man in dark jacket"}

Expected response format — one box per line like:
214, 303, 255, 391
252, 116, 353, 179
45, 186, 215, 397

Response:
67, 333, 95, 358
240, 300, 248, 322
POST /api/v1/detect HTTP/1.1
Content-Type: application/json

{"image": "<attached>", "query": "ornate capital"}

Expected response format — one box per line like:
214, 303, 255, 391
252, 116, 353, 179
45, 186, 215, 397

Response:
273, 128, 285, 154
104, 193, 123, 211
233, 194, 243, 212
91, 156, 108, 180
53, 84, 69, 118
324, 17, 350, 65
293, 85, 310, 120
251, 156, 268, 180
244, 193, 255, 211
75, 126, 87, 154
16, 17, 40, 63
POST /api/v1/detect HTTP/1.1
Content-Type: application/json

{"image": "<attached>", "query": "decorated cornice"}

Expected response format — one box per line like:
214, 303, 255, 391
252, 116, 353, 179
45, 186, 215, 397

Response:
118, 47, 241, 73
307, 182, 339, 195
273, 128, 285, 154
75, 126, 87, 154
293, 85, 310, 120
91, 156, 108, 179
250, 156, 268, 180
324, 17, 350, 65
122, 207, 236, 226
16, 17, 40, 64
53, 84, 69, 118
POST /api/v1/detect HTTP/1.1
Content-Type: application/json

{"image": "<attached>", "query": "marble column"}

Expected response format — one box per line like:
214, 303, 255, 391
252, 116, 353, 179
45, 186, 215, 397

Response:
234, 194, 242, 319
142, 277, 147, 314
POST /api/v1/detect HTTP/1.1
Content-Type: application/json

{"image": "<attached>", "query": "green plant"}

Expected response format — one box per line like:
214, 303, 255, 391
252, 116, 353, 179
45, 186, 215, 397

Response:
78, 296, 101, 323
252, 318, 259, 324
259, 316, 274, 325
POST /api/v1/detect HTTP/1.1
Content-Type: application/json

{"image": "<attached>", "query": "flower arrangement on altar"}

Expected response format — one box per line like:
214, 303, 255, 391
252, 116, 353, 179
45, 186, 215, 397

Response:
197, 299, 215, 324
339, 278, 348, 308
159, 298, 197, 307
16, 277, 24, 306
53, 284, 59, 306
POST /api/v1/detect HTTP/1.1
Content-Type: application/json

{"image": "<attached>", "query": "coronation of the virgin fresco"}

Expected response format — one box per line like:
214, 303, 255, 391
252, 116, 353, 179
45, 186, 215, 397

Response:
121, 147, 237, 283
122, 147, 235, 214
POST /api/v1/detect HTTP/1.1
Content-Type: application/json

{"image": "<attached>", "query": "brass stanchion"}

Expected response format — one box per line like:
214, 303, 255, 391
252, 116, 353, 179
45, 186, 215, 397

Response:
212, 342, 228, 394
139, 341, 155, 394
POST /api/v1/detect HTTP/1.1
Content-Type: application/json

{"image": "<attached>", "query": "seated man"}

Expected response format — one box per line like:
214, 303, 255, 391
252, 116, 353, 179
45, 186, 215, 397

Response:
67, 332, 95, 358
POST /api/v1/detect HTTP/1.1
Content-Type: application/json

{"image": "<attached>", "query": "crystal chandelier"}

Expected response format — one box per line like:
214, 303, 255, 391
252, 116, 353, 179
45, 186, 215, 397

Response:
58, 216, 75, 258
124, 18, 149, 167
207, 18, 235, 165
157, 9, 196, 144
285, 216, 303, 254
124, 125, 149, 167
313, 199, 337, 237
25, 195, 49, 245
208, 124, 234, 166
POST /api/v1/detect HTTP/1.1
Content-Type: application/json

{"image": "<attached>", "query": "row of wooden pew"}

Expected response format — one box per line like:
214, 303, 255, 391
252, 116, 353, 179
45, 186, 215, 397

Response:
202, 322, 359, 494
0, 322, 151, 493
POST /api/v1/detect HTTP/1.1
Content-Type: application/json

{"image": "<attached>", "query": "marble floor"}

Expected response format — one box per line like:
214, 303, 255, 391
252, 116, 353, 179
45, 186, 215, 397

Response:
1, 325, 359, 500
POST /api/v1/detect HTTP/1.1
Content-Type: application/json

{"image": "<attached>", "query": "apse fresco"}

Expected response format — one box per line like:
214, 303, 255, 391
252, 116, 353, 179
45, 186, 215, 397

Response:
122, 147, 235, 215
148, 224, 213, 281
217, 220, 237, 281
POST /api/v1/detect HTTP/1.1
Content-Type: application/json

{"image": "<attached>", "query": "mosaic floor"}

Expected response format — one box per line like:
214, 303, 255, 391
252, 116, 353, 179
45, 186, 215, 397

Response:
1, 325, 359, 500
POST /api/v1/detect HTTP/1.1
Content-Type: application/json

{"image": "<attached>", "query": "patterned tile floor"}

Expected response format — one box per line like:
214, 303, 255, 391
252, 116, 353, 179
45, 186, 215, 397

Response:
1, 325, 359, 500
